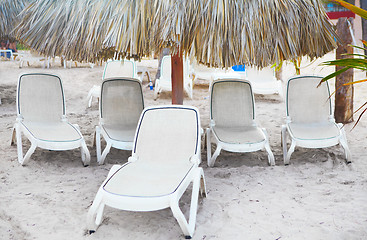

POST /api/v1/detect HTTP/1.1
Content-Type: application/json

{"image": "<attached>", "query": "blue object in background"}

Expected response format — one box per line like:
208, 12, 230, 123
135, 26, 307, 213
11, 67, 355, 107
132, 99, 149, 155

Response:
232, 64, 245, 72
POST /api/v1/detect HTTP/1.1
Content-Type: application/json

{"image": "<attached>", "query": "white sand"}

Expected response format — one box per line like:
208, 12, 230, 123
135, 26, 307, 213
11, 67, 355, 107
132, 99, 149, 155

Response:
0, 52, 366, 240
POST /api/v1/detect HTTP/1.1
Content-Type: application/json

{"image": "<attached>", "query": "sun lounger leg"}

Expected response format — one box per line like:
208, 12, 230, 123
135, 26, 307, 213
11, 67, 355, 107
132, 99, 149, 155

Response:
338, 124, 351, 163
281, 125, 288, 164
206, 128, 212, 166
264, 142, 275, 166
262, 128, 275, 166
95, 126, 102, 163
11, 125, 16, 146
153, 81, 160, 100
171, 168, 205, 238
209, 144, 221, 167
80, 140, 90, 166
87, 190, 105, 232
99, 142, 112, 165
14, 123, 36, 165
285, 140, 296, 165
74, 124, 90, 166
198, 168, 207, 197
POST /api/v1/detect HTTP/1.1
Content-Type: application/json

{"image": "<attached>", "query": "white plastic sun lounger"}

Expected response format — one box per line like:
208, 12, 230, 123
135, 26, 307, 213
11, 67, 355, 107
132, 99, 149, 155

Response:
245, 66, 283, 96
11, 73, 90, 166
154, 55, 193, 99
87, 105, 206, 238
95, 77, 144, 164
281, 75, 351, 165
87, 59, 140, 107
206, 79, 275, 167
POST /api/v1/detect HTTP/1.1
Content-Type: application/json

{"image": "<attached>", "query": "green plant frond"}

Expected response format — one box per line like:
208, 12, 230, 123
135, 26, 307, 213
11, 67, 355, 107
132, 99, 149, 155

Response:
322, 58, 367, 70
341, 53, 367, 58
351, 106, 367, 130
319, 67, 350, 84
343, 79, 367, 86
348, 44, 367, 52
331, 0, 367, 20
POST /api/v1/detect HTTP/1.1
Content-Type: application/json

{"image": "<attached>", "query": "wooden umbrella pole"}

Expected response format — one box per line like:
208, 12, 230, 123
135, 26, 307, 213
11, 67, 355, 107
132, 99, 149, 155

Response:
171, 51, 184, 105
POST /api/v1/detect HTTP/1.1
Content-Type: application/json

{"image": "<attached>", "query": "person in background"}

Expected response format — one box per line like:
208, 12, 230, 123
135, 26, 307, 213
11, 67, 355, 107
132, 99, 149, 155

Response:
0, 40, 8, 58
7, 40, 17, 59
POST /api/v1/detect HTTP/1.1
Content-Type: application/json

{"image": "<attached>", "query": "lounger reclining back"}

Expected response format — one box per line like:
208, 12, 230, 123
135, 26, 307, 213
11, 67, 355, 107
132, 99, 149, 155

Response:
12, 73, 90, 166
154, 56, 194, 99
134, 106, 199, 164
287, 76, 331, 123
281, 75, 351, 164
100, 78, 143, 126
18, 73, 64, 122
161, 56, 171, 82
211, 80, 254, 127
207, 79, 275, 167
103, 60, 136, 80
87, 105, 206, 238
95, 77, 144, 164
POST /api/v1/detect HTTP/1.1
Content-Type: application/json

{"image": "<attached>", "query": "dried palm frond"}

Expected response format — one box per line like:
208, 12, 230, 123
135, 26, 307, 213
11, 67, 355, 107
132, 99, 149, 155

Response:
0, 0, 30, 40
15, 0, 337, 68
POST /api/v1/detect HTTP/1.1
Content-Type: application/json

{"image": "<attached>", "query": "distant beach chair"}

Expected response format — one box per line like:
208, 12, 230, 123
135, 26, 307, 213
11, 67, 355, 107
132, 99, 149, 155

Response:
154, 55, 193, 99
95, 77, 144, 164
87, 105, 206, 238
245, 66, 283, 96
281, 75, 351, 165
87, 59, 140, 107
19, 51, 50, 68
11, 73, 90, 166
206, 79, 275, 167
0, 49, 13, 60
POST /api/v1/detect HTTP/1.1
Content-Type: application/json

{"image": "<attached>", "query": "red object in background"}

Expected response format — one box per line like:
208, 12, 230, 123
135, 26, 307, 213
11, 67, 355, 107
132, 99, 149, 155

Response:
327, 11, 355, 19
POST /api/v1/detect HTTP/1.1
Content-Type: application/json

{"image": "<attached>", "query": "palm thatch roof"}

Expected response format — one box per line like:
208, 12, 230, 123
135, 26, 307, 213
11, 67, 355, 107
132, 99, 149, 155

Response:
15, 0, 337, 68
0, 0, 30, 40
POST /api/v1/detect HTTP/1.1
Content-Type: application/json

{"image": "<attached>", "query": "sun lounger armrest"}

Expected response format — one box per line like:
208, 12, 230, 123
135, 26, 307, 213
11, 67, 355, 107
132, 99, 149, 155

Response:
128, 155, 139, 163
285, 116, 291, 124
329, 115, 336, 123
189, 155, 200, 165
210, 119, 216, 127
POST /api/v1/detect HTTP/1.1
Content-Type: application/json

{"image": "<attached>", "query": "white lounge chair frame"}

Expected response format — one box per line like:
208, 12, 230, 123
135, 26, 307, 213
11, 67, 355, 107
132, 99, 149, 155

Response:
245, 66, 283, 96
87, 59, 141, 107
207, 79, 275, 167
95, 77, 144, 164
11, 73, 90, 166
88, 105, 206, 238
281, 75, 351, 165
154, 55, 193, 99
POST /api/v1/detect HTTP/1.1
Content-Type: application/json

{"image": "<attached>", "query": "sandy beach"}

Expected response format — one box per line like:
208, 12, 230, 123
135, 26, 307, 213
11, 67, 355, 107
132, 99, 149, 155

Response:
0, 52, 366, 240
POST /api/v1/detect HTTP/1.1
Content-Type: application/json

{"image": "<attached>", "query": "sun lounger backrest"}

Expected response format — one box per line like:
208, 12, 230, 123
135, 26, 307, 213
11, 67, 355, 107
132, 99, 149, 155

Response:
211, 79, 254, 127
246, 66, 275, 82
100, 78, 144, 125
161, 56, 171, 81
103, 60, 135, 80
134, 106, 199, 163
17, 73, 64, 122
286, 75, 331, 123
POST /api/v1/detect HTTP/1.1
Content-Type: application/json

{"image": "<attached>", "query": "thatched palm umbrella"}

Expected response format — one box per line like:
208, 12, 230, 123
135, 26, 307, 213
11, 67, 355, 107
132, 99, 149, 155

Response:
0, 0, 30, 40
15, 0, 337, 104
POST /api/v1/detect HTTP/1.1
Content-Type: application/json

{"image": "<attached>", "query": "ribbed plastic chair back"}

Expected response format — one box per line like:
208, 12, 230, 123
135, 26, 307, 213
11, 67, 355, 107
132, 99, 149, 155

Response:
211, 80, 254, 127
18, 73, 64, 122
287, 76, 331, 123
103, 60, 135, 80
246, 66, 275, 82
100, 78, 143, 126
134, 106, 199, 164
